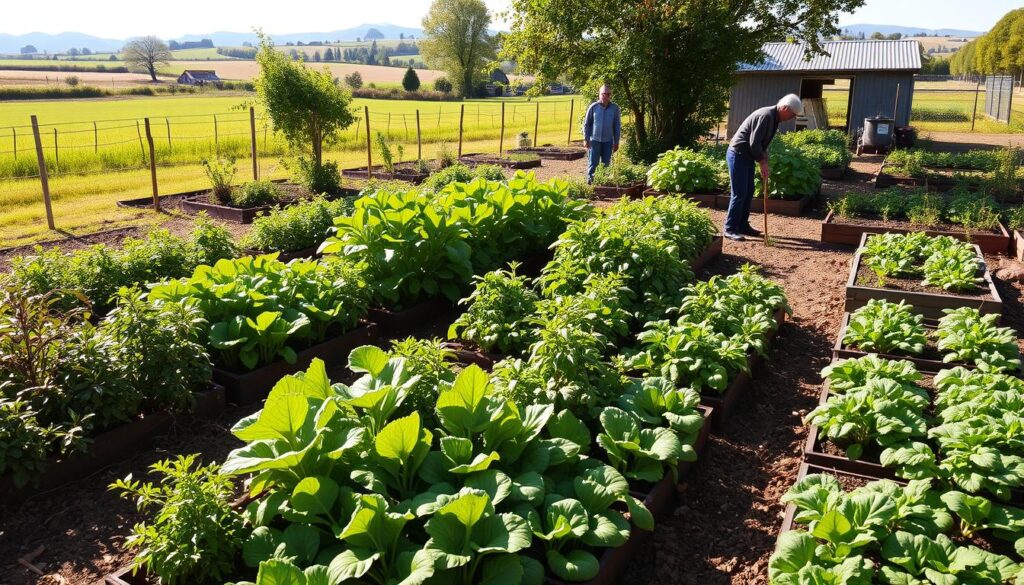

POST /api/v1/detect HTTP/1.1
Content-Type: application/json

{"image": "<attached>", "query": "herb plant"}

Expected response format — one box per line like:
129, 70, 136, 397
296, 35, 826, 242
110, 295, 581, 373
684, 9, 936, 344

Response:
231, 180, 280, 208
591, 158, 647, 187
448, 263, 540, 355
645, 147, 724, 193
843, 299, 927, 355
242, 196, 352, 253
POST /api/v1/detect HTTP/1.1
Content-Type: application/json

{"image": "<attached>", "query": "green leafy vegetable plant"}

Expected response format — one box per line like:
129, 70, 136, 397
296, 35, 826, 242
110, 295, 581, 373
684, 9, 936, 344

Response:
842, 299, 927, 355
645, 147, 724, 193
934, 307, 1019, 371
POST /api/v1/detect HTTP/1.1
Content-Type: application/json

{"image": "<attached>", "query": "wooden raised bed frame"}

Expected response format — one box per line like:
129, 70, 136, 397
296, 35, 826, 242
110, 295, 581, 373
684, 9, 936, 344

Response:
213, 323, 378, 406
341, 164, 430, 184
458, 153, 543, 170
593, 183, 645, 199
642, 188, 718, 209
777, 462, 895, 537
844, 233, 1003, 320
832, 312, 1022, 374
820, 210, 1011, 255
0, 384, 225, 506
507, 146, 587, 161
715, 192, 815, 216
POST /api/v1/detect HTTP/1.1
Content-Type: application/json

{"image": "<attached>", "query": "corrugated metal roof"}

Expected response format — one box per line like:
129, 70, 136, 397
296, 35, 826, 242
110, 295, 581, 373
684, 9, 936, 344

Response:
738, 40, 922, 73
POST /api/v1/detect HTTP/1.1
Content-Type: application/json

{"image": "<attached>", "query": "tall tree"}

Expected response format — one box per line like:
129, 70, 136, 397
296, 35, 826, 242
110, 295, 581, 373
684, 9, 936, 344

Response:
421, 0, 496, 98
123, 36, 172, 81
254, 32, 355, 168
973, 8, 1024, 76
502, 0, 864, 157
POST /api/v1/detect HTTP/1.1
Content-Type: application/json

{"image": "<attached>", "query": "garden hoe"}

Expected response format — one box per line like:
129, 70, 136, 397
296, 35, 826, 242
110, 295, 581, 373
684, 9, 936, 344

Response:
762, 175, 772, 246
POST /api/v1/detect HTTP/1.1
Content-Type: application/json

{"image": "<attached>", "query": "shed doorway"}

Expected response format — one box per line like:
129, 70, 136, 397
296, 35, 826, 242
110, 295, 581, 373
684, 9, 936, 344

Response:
797, 77, 854, 132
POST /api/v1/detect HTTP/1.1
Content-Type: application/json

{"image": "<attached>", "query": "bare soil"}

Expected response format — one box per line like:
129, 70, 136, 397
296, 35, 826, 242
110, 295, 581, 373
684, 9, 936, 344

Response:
833, 214, 1002, 236
854, 263, 991, 298
3, 151, 1024, 585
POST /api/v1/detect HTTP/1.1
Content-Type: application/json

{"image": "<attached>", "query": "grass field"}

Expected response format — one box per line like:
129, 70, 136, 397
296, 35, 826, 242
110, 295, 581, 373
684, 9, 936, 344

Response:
0, 94, 584, 247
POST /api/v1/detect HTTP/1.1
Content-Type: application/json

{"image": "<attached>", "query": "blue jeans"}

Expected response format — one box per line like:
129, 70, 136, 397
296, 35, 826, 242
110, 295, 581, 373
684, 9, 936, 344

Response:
725, 147, 756, 234
587, 140, 613, 183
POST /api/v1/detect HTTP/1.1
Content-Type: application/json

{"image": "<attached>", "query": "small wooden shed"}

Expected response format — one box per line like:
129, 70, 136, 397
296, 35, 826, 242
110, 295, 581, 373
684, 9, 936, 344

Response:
177, 70, 222, 86
728, 40, 922, 137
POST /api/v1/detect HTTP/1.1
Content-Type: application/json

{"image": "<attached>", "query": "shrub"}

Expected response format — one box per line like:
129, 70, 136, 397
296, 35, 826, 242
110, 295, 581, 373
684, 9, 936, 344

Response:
422, 163, 505, 191
564, 177, 595, 199
402, 66, 421, 91
344, 71, 363, 89
293, 156, 341, 194
241, 196, 352, 252
434, 76, 453, 93
202, 157, 236, 203
646, 147, 724, 193
64, 75, 80, 87
231, 180, 280, 208
110, 455, 245, 584
0, 401, 51, 489
755, 144, 821, 199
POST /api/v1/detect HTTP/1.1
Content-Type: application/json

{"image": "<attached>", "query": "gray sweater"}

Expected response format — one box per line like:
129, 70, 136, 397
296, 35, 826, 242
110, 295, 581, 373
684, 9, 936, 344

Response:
729, 106, 780, 162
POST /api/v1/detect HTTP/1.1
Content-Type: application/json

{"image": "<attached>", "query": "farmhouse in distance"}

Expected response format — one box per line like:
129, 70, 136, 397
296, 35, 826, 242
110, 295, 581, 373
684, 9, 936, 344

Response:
177, 69, 222, 86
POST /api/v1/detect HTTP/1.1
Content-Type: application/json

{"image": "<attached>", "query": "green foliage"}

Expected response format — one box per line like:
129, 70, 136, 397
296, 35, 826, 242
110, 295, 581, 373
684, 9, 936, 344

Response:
5, 219, 237, 313
321, 173, 589, 309
448, 264, 540, 354
148, 255, 369, 370
202, 157, 237, 203
254, 31, 355, 166
231, 180, 280, 208
780, 129, 851, 169
110, 455, 245, 584
843, 299, 927, 355
421, 162, 505, 191
597, 406, 684, 482
402, 66, 421, 92
421, 0, 497, 97
862, 232, 980, 291
935, 307, 1020, 372
386, 337, 457, 423
755, 144, 822, 199
293, 156, 342, 194
645, 147, 724, 194
241, 196, 353, 253
0, 400, 52, 490
822, 354, 923, 393
591, 158, 647, 187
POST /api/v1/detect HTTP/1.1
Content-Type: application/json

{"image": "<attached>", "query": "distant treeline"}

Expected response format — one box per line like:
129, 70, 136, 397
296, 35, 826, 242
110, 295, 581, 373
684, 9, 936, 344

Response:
0, 63, 129, 73
215, 41, 422, 68
169, 39, 214, 50
0, 81, 255, 101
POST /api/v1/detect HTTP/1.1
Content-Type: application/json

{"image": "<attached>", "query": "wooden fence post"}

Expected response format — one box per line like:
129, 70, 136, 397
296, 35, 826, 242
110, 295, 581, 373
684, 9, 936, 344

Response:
93, 122, 98, 153
364, 105, 373, 179
567, 99, 575, 145
534, 102, 540, 147
250, 107, 259, 181
144, 118, 160, 212
387, 112, 391, 135
971, 81, 981, 132
403, 114, 408, 141
165, 118, 171, 149
53, 128, 58, 167
498, 102, 505, 154
458, 104, 465, 158
11, 127, 16, 160
437, 106, 441, 128
135, 120, 145, 159
30, 116, 55, 230
213, 114, 219, 152
416, 109, 422, 161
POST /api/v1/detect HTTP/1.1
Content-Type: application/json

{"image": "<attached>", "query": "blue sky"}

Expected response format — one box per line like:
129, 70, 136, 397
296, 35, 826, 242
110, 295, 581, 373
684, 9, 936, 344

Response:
1, 0, 1015, 38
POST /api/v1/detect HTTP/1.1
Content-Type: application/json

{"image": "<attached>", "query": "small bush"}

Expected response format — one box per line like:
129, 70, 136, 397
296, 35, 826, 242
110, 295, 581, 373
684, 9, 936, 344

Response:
434, 76, 453, 93
231, 180, 279, 208
344, 71, 363, 89
293, 156, 342, 194
202, 158, 236, 203
242, 196, 352, 252
564, 177, 595, 200
592, 158, 647, 187
64, 75, 80, 87
646, 147, 724, 193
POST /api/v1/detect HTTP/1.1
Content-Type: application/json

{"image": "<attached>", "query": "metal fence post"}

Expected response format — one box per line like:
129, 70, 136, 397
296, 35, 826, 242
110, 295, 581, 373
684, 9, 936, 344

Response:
971, 81, 980, 132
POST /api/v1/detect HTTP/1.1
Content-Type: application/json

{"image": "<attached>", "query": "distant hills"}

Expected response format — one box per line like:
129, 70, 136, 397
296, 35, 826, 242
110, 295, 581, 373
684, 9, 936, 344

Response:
0, 24, 425, 54
839, 24, 985, 38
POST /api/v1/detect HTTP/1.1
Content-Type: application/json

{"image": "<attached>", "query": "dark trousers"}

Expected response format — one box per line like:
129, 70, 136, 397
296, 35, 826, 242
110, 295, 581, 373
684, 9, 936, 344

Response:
725, 147, 755, 234
587, 140, 613, 183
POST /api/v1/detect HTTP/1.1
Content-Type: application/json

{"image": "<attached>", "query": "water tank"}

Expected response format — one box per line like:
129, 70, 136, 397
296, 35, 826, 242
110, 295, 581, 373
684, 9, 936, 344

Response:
863, 117, 895, 148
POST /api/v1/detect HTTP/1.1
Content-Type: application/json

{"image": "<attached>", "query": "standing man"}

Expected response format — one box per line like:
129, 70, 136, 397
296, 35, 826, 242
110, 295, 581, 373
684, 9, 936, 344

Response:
724, 94, 802, 241
583, 85, 622, 183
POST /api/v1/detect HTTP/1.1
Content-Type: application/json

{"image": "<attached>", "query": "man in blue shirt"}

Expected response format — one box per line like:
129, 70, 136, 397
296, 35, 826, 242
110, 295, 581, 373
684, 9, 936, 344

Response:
582, 85, 622, 183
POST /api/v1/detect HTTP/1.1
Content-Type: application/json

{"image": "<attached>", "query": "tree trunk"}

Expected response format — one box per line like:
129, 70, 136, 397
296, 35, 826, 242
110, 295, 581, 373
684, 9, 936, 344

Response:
148, 64, 157, 82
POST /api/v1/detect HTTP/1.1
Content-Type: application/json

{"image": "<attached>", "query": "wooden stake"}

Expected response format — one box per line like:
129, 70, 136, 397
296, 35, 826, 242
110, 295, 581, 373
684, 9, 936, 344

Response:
364, 105, 372, 179
534, 101, 540, 147
458, 104, 465, 158
416, 109, 422, 160
762, 176, 769, 245
498, 102, 505, 154
30, 115, 55, 230
567, 99, 575, 145
166, 118, 171, 148
53, 128, 58, 167
144, 118, 159, 212
249, 107, 258, 180
135, 120, 144, 159
213, 114, 219, 152
93, 121, 98, 153
11, 127, 16, 160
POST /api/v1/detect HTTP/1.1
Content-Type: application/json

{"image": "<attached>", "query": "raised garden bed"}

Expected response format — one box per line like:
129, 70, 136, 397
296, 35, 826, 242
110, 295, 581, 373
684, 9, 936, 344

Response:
213, 323, 378, 405
341, 162, 432, 184
0, 384, 224, 506
874, 162, 987, 192
844, 234, 1002, 320
777, 461, 891, 537
507, 146, 587, 160
593, 183, 645, 199
700, 308, 786, 430
642, 188, 718, 209
367, 296, 458, 338
716, 192, 815, 216
458, 152, 543, 169
832, 311, 1021, 374
820, 165, 847, 180
820, 210, 1011, 255
179, 196, 272, 224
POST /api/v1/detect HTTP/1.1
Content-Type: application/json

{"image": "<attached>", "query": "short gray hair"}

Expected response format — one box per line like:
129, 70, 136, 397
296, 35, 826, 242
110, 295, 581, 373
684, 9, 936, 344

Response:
777, 94, 803, 114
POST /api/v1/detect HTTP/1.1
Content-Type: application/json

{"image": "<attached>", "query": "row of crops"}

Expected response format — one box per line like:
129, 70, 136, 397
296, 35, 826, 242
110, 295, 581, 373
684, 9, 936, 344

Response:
768, 227, 1024, 583
1, 170, 800, 583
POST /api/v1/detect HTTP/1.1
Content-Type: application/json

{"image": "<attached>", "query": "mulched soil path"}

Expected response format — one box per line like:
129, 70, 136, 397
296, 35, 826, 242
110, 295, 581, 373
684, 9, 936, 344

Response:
4, 153, 1024, 585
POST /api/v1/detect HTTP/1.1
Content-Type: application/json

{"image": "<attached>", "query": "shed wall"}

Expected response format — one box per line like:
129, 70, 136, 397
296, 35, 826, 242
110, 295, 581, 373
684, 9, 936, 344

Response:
728, 75, 801, 137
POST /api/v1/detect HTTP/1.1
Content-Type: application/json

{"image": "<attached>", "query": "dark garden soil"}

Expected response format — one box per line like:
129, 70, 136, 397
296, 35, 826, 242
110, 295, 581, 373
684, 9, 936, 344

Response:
854, 263, 991, 298
835, 214, 1002, 236
6, 152, 1024, 584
